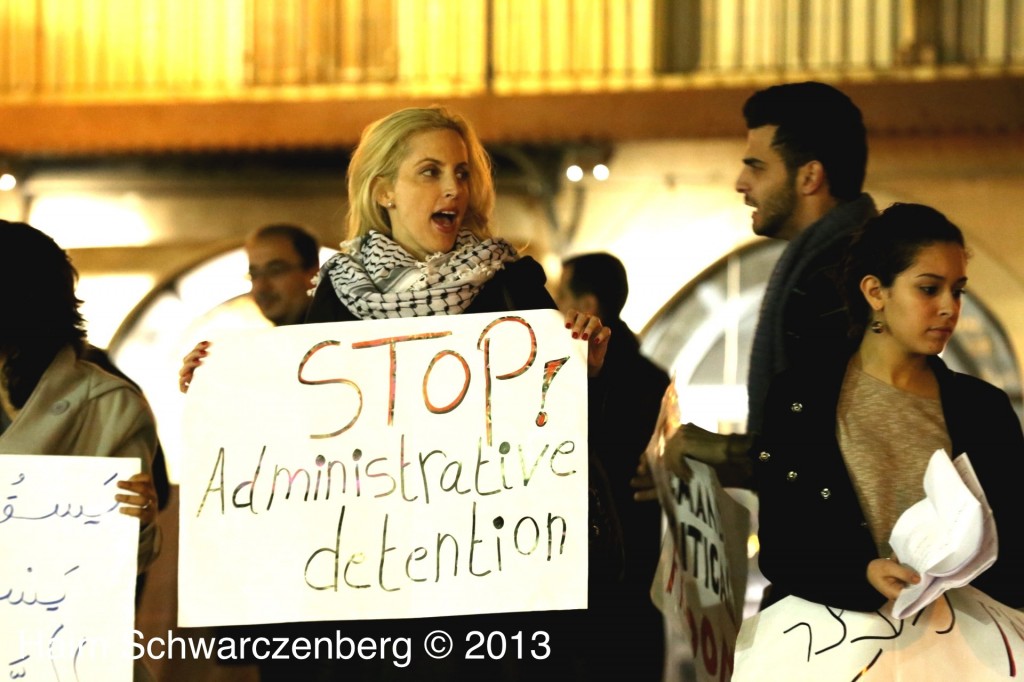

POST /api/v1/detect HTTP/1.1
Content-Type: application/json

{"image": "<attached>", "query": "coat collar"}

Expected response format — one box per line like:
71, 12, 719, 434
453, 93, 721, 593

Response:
5, 346, 129, 435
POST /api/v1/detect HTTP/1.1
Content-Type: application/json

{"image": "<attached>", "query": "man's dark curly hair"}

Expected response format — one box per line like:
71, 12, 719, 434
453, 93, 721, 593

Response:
743, 81, 867, 201
0, 220, 87, 409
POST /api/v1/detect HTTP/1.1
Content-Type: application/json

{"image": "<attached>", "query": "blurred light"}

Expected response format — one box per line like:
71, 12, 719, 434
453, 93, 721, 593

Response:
566, 165, 584, 183
28, 194, 153, 248
592, 164, 610, 181
76, 274, 157, 349
747, 533, 760, 559
542, 252, 563, 283
0, 173, 16, 191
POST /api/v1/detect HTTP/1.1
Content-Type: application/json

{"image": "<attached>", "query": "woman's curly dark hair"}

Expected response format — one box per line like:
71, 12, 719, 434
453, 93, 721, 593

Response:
0, 220, 87, 409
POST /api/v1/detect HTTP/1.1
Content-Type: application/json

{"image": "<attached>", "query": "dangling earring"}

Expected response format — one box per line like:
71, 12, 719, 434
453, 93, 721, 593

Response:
870, 320, 885, 334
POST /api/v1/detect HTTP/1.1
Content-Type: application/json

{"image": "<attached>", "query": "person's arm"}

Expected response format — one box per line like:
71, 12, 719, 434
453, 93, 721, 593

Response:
662, 424, 754, 488
754, 372, 887, 611
179, 340, 210, 393
758, 514, 892, 611
89, 386, 162, 571
756, 458, 891, 610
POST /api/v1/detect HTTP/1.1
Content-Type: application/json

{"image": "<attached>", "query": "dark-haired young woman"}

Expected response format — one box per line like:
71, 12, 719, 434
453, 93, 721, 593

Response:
755, 203, 1024, 612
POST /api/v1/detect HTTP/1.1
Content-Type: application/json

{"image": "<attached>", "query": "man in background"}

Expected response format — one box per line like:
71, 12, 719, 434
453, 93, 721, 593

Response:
179, 224, 320, 392
557, 251, 670, 680
245, 223, 320, 326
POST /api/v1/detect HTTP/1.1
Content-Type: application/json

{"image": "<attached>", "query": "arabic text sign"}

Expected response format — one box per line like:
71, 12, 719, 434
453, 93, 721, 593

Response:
179, 309, 588, 627
1, 455, 139, 682
652, 455, 750, 682
734, 586, 1024, 681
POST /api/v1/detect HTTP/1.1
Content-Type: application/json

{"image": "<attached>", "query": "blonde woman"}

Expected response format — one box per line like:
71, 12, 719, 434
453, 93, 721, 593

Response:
181, 106, 609, 382
306, 106, 608, 364
180, 107, 614, 680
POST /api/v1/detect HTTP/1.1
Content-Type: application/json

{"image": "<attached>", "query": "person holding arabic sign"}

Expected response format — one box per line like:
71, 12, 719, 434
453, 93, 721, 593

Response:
1, 221, 161, 682
0, 220, 160, 557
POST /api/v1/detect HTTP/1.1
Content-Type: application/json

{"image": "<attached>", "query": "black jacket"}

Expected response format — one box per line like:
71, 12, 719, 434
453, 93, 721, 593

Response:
755, 353, 1024, 612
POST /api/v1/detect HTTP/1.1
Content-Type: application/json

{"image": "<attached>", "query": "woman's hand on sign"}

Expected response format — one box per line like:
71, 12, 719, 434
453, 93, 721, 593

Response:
563, 309, 610, 377
867, 557, 920, 601
179, 341, 211, 393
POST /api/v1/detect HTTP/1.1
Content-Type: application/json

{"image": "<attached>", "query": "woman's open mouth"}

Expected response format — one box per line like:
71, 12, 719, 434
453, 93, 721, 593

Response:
432, 210, 459, 230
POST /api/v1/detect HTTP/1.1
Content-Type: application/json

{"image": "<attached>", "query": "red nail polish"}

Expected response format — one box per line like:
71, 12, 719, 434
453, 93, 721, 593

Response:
582, 333, 589, 341
565, 323, 572, 329
572, 332, 579, 339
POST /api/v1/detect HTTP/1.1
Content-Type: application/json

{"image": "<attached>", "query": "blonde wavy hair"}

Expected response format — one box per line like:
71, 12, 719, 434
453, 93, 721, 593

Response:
345, 106, 495, 243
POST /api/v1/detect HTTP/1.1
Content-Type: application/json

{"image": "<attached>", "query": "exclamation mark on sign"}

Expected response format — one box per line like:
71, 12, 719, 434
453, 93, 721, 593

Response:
536, 357, 569, 427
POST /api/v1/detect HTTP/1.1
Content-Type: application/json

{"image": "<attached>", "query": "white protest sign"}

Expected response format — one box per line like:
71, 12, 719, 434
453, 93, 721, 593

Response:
179, 309, 588, 627
652, 459, 750, 682
734, 586, 1024, 681
1, 455, 140, 682
649, 383, 750, 682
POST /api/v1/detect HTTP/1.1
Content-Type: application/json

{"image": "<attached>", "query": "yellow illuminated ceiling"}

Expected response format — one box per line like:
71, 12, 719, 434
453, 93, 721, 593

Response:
1, 0, 1023, 154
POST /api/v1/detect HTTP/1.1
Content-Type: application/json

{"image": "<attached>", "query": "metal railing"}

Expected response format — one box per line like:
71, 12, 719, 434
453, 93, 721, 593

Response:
1, 0, 1021, 99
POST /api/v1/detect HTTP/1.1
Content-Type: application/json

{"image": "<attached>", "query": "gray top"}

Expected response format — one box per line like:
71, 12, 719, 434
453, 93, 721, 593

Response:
837, 363, 952, 557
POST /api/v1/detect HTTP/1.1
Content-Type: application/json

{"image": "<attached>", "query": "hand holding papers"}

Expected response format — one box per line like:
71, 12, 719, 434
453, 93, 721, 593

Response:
734, 450, 1009, 679
888, 449, 997, 619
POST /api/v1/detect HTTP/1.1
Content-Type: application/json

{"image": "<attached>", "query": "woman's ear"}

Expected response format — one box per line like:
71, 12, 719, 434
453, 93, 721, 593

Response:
373, 177, 394, 208
860, 274, 885, 311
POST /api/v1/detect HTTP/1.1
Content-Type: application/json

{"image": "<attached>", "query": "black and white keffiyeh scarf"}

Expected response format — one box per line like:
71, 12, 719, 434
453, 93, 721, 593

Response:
320, 229, 518, 320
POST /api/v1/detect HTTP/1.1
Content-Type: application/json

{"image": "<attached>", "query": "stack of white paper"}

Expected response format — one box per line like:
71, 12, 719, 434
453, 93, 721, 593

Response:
888, 449, 998, 619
